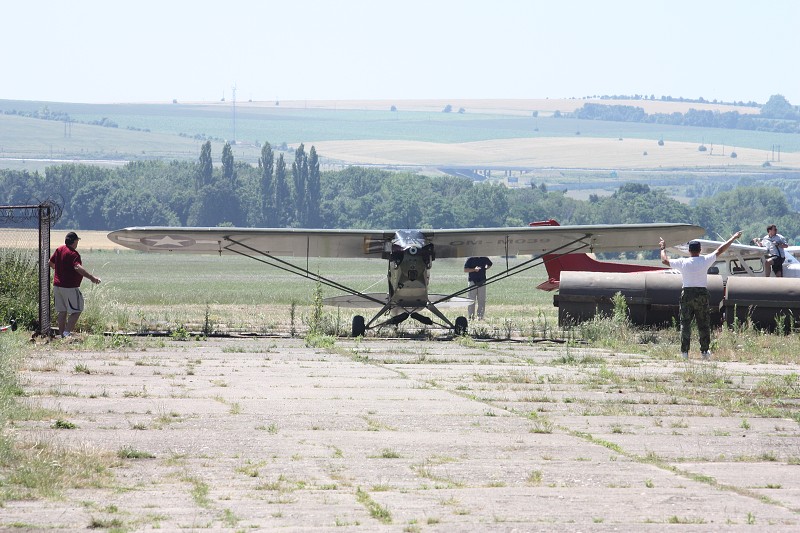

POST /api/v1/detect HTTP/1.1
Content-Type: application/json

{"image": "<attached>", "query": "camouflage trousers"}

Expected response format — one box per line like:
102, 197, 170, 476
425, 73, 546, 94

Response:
680, 287, 711, 353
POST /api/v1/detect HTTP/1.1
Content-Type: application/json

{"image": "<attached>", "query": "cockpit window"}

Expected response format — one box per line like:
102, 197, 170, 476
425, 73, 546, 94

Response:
744, 258, 763, 273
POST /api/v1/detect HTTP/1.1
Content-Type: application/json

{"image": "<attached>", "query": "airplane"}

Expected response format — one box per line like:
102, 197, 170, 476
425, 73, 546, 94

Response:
532, 223, 800, 328
668, 239, 800, 279
532, 219, 800, 291
107, 223, 703, 337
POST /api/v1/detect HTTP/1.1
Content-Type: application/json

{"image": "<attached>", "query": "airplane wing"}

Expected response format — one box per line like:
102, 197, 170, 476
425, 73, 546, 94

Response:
668, 239, 764, 259
428, 224, 704, 258
107, 227, 390, 257
108, 223, 703, 258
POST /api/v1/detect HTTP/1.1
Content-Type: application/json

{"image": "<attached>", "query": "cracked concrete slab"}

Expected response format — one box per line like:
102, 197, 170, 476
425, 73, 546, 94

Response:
4, 337, 799, 531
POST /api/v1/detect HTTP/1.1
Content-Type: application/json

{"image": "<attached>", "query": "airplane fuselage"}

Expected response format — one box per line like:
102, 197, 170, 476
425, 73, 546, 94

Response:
385, 230, 433, 312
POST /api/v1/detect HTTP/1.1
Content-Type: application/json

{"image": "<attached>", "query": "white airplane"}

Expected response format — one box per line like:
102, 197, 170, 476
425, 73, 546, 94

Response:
536, 220, 800, 291
107, 223, 703, 336
553, 237, 800, 328
668, 239, 800, 279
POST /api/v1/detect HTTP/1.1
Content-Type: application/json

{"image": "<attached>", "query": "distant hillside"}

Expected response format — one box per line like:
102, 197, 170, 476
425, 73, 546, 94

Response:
0, 97, 796, 172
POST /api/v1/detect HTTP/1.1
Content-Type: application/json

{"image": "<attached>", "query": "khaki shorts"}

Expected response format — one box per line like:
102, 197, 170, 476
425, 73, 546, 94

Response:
54, 286, 84, 313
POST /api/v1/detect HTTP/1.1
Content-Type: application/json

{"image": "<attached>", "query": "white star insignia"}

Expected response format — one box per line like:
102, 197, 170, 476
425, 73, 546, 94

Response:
143, 235, 195, 248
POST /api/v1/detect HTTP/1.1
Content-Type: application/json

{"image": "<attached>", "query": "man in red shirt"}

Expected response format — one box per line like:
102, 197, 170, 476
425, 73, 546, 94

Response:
49, 232, 101, 338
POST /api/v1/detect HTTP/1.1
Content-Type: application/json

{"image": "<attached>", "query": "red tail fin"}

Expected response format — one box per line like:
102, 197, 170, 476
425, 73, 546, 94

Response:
528, 219, 666, 291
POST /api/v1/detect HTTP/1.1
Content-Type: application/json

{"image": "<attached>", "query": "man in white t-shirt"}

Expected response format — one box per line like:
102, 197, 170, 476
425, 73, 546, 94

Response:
659, 231, 742, 359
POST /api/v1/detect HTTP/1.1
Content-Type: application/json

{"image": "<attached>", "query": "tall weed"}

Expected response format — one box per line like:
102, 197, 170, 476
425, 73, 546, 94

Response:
0, 249, 42, 330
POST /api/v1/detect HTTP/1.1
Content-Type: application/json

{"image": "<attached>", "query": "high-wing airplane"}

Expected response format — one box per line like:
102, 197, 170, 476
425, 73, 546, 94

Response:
107, 223, 703, 336
533, 220, 799, 290
669, 239, 800, 278
553, 238, 800, 328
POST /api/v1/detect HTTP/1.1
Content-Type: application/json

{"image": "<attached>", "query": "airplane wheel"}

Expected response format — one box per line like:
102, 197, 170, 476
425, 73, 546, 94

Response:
454, 316, 468, 336
352, 315, 366, 337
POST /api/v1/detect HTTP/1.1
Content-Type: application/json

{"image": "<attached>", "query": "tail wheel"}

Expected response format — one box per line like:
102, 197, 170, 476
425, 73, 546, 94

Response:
454, 316, 468, 336
352, 315, 366, 337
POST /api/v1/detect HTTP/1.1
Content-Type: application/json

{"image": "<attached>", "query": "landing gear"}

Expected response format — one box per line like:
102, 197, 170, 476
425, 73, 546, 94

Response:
352, 315, 366, 337
454, 316, 468, 336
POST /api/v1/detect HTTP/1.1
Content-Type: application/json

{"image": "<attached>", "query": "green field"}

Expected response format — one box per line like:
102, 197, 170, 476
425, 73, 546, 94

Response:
84, 250, 554, 335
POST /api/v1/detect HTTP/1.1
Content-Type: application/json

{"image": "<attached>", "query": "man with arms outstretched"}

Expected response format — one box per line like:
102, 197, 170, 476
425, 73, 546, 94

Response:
660, 231, 742, 359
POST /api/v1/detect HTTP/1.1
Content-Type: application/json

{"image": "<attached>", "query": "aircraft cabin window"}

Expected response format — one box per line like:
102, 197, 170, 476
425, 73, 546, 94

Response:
730, 260, 746, 274
745, 258, 764, 273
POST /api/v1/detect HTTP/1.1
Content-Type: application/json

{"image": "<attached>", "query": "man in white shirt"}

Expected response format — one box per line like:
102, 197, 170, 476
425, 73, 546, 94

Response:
659, 231, 742, 359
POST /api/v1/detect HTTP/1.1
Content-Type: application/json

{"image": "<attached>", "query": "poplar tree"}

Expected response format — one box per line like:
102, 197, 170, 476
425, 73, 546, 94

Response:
292, 143, 308, 225
258, 142, 274, 225
197, 141, 212, 191
221, 141, 235, 184
274, 153, 290, 226
307, 146, 321, 227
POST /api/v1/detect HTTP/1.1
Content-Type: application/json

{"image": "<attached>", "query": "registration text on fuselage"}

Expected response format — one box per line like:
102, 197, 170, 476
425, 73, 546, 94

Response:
446, 237, 552, 246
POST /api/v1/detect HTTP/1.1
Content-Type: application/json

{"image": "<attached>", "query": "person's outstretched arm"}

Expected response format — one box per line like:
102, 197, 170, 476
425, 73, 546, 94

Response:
714, 231, 743, 257
659, 238, 670, 266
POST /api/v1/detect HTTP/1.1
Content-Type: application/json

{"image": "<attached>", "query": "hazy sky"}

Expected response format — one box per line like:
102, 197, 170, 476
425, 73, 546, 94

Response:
4, 0, 798, 105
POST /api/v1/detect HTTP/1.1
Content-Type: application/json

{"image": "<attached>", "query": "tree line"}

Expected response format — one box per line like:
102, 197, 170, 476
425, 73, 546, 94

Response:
1, 145, 799, 253
573, 94, 800, 134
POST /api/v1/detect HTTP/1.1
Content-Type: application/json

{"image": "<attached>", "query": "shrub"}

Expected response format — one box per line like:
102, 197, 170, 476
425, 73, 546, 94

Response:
0, 250, 41, 330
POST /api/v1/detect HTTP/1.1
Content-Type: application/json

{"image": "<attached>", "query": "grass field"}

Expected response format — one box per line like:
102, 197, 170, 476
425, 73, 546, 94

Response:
81, 248, 554, 336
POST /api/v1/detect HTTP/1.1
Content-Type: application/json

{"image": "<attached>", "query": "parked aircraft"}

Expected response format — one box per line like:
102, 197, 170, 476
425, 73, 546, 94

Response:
668, 239, 800, 279
532, 220, 800, 290
107, 223, 702, 336
533, 222, 800, 328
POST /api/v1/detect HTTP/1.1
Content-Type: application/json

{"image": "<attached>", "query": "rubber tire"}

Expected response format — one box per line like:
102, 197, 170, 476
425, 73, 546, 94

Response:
454, 316, 468, 336
352, 315, 366, 337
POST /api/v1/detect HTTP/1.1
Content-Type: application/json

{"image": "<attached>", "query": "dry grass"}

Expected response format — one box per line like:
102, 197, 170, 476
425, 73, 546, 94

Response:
0, 230, 122, 251
52, 230, 123, 251
312, 137, 800, 170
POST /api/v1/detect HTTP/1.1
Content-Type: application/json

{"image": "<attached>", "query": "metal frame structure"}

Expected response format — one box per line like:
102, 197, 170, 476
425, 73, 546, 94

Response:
0, 201, 57, 337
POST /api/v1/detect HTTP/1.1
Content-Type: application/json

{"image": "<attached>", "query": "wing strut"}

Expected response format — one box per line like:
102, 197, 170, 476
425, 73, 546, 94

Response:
223, 236, 387, 306
431, 233, 594, 305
